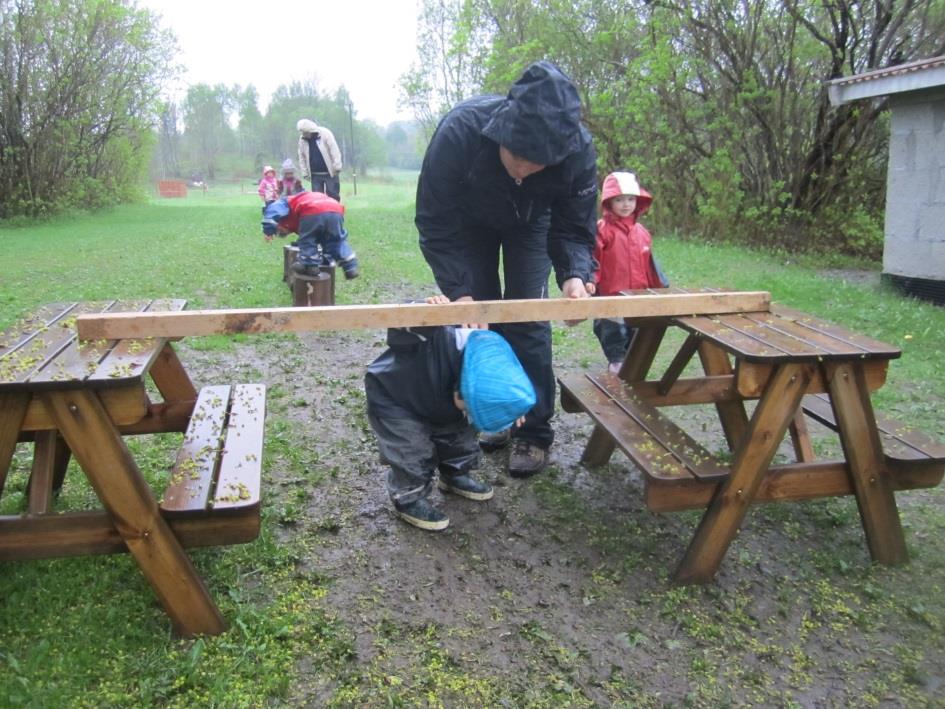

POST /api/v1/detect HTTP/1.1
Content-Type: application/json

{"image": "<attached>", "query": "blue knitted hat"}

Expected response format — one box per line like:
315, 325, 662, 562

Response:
459, 330, 536, 433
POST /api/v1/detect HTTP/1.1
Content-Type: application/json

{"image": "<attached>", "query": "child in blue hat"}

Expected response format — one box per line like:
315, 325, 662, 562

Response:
364, 295, 536, 531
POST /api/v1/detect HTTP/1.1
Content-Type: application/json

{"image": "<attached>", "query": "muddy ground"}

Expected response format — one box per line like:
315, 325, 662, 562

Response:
180, 306, 945, 706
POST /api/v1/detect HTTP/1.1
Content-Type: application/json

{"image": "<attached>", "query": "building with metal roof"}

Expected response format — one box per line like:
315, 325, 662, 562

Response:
828, 56, 945, 305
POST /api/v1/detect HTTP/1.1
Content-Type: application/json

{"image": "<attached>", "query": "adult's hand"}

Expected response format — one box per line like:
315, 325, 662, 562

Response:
454, 295, 489, 330
561, 277, 595, 326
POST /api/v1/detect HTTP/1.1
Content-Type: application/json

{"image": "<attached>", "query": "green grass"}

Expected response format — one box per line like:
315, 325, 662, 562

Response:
1, 175, 944, 705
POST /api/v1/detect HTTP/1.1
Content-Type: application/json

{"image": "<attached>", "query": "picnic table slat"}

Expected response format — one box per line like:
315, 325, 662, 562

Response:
0, 303, 79, 355
161, 385, 230, 514
88, 299, 186, 382
771, 305, 901, 358
29, 300, 151, 384
589, 373, 731, 481
0, 302, 116, 384
212, 384, 266, 511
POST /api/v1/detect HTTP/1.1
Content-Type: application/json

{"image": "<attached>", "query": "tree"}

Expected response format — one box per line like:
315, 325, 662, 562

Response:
0, 0, 177, 217
398, 0, 491, 136
418, 0, 945, 256
182, 83, 235, 180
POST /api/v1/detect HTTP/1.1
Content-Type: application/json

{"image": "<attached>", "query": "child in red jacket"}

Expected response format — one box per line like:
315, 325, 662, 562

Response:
592, 171, 668, 373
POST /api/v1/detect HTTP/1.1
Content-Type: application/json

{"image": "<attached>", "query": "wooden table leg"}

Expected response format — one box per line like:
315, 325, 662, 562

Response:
27, 431, 70, 515
674, 363, 813, 584
581, 424, 619, 466
149, 342, 198, 403
41, 389, 226, 636
788, 410, 815, 463
697, 341, 748, 451
0, 392, 30, 499
825, 361, 908, 565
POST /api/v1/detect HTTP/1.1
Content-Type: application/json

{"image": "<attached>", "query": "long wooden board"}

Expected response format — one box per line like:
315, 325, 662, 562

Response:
76, 292, 771, 340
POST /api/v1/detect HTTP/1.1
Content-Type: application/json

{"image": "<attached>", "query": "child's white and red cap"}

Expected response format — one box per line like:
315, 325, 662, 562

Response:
601, 171, 652, 213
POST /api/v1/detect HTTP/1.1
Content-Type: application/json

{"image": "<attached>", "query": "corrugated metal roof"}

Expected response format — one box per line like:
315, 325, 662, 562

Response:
829, 55, 945, 87
827, 55, 945, 105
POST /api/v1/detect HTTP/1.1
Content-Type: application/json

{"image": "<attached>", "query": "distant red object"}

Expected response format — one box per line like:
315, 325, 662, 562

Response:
158, 180, 187, 198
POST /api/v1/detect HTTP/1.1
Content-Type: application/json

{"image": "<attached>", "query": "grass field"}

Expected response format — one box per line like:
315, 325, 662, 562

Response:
1, 175, 943, 706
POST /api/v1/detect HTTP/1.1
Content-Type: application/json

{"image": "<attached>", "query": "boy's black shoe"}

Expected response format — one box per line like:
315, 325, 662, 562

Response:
438, 474, 494, 501
339, 256, 360, 280
290, 261, 321, 277
508, 439, 548, 478
394, 498, 449, 531
479, 428, 511, 452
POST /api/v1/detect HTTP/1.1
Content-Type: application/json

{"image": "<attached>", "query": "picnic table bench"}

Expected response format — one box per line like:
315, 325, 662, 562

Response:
0, 301, 266, 636
560, 289, 945, 583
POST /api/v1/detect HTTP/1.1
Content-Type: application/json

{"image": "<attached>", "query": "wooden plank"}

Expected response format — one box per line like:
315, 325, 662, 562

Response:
27, 431, 59, 514
771, 305, 901, 358
87, 299, 186, 383
161, 385, 230, 514
21, 384, 148, 431
825, 362, 908, 565
658, 334, 700, 395
0, 302, 115, 384
29, 300, 151, 384
618, 324, 666, 381
0, 303, 77, 354
674, 363, 813, 584
580, 424, 618, 467
0, 391, 30, 499
41, 388, 226, 636
0, 510, 260, 560
629, 376, 739, 407
788, 410, 816, 463
802, 392, 945, 462
736, 359, 888, 397
212, 384, 266, 511
589, 373, 730, 481
75, 291, 772, 340
645, 459, 943, 512
118, 400, 193, 436
561, 373, 724, 482
714, 312, 833, 359
149, 342, 198, 403
697, 340, 749, 451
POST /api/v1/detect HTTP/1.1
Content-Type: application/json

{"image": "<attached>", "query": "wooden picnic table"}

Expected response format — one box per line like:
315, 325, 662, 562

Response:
560, 288, 945, 583
0, 301, 266, 636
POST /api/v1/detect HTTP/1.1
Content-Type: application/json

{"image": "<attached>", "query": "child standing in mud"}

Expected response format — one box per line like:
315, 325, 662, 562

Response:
592, 171, 669, 373
364, 296, 536, 531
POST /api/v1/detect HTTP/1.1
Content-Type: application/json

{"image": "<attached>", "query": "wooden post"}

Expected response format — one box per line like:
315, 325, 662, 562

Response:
293, 271, 334, 307
282, 245, 298, 283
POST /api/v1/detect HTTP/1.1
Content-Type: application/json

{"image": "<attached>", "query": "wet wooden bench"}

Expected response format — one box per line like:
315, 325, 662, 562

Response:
801, 392, 945, 488
561, 372, 945, 514
161, 383, 266, 545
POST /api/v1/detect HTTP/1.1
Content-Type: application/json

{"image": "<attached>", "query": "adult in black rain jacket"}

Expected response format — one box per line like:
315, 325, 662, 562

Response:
415, 60, 598, 478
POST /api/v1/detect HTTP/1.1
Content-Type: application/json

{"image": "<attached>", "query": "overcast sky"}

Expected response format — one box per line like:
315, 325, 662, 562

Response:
141, 0, 420, 126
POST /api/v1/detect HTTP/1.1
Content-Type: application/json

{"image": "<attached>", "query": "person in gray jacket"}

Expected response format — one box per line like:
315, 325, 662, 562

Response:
297, 118, 343, 200
415, 60, 598, 478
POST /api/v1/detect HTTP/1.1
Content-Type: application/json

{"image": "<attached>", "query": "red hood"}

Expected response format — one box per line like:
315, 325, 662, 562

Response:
601, 171, 652, 222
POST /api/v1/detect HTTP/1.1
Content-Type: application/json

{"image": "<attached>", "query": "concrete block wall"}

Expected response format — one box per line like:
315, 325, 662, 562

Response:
884, 87, 945, 283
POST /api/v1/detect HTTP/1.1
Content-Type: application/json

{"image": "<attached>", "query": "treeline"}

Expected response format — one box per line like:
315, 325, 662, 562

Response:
153, 82, 425, 184
0, 0, 175, 218
0, 0, 424, 221
401, 0, 945, 258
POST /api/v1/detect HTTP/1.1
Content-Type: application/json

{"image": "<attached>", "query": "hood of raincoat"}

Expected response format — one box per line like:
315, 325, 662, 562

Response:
481, 61, 588, 166
601, 171, 652, 221
262, 165, 276, 178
